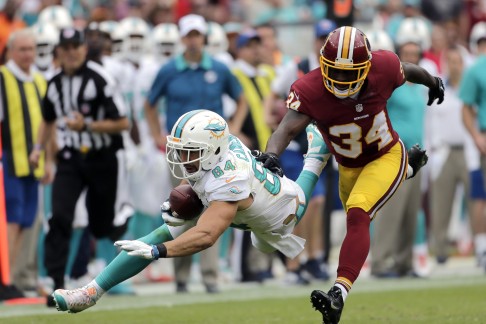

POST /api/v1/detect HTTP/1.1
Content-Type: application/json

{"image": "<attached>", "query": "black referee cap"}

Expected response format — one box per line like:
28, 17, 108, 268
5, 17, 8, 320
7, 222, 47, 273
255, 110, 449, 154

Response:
59, 27, 85, 46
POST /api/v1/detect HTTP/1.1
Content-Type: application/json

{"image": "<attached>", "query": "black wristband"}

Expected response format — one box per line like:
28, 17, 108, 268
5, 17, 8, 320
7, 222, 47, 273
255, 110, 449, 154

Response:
156, 244, 168, 258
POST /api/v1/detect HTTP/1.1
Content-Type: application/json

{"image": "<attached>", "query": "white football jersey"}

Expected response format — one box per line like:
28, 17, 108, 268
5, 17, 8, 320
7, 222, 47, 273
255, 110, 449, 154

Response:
101, 55, 127, 88
188, 135, 306, 258
132, 58, 165, 147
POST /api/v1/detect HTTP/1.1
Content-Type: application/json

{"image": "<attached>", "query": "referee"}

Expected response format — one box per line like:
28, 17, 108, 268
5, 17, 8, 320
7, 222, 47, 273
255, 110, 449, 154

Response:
29, 28, 130, 292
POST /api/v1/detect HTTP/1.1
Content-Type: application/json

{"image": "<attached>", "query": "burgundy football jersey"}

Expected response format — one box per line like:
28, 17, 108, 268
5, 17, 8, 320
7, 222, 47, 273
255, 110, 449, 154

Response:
286, 50, 406, 168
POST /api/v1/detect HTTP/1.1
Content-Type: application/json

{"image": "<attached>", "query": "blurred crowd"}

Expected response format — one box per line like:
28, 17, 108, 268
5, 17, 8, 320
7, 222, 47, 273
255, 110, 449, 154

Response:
0, 0, 485, 302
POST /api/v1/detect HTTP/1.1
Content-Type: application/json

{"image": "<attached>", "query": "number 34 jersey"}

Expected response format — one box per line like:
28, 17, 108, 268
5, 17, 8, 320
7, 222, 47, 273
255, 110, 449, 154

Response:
286, 50, 406, 168
191, 135, 306, 258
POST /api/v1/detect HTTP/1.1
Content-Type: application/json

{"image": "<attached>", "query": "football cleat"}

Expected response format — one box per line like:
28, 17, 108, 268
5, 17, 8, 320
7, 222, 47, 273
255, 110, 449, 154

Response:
52, 284, 99, 313
305, 259, 330, 281
407, 144, 428, 178
311, 286, 344, 324
305, 123, 330, 163
205, 283, 220, 294
176, 282, 188, 293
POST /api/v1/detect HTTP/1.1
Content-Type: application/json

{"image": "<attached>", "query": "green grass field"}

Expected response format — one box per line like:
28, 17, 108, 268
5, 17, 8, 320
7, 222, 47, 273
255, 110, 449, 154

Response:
1, 273, 485, 323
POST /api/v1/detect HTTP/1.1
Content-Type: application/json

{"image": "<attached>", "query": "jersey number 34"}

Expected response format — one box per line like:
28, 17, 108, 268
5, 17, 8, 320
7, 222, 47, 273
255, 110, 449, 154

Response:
329, 111, 393, 158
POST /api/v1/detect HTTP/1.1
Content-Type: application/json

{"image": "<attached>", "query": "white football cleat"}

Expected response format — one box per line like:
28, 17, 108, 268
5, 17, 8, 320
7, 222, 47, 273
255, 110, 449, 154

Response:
52, 284, 99, 313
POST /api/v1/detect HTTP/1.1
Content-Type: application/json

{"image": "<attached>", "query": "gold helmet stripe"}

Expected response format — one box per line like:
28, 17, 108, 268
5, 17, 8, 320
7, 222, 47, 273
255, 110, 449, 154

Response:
348, 27, 357, 60
340, 26, 352, 59
336, 26, 346, 59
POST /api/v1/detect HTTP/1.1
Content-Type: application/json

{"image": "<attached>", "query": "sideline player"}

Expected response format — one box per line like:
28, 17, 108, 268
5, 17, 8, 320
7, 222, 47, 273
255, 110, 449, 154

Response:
50, 109, 331, 312
255, 26, 443, 323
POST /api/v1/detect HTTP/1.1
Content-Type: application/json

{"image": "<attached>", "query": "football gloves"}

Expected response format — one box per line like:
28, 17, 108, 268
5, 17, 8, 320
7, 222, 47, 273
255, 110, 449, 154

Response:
427, 76, 445, 106
407, 144, 428, 179
251, 150, 284, 177
114, 240, 156, 260
160, 200, 186, 227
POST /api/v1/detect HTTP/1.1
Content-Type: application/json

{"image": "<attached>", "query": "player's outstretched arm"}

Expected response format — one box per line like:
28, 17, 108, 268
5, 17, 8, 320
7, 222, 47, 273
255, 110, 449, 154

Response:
257, 109, 312, 176
118, 201, 238, 259
402, 62, 445, 105
265, 109, 312, 156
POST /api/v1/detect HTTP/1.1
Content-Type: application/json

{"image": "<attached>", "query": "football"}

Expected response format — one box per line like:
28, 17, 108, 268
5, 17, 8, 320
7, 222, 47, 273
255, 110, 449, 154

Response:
169, 184, 204, 220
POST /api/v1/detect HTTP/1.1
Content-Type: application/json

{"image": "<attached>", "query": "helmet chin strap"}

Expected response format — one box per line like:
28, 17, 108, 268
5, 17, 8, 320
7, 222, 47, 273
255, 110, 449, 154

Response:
333, 89, 360, 99
185, 168, 205, 181
327, 81, 361, 99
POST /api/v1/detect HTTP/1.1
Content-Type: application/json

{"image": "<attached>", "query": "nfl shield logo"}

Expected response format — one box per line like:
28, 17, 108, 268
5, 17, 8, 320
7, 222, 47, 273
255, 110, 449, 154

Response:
355, 104, 363, 112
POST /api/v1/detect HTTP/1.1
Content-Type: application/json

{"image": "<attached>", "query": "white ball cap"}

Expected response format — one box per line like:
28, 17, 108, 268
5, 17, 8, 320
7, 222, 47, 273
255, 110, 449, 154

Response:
179, 14, 207, 37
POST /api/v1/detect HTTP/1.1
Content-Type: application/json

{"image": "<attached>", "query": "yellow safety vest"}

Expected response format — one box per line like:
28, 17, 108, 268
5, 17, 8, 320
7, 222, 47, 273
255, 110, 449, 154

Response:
0, 66, 46, 178
232, 65, 274, 151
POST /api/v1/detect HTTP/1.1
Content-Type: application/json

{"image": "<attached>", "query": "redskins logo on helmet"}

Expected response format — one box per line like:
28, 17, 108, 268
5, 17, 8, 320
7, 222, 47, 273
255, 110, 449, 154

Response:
320, 26, 372, 98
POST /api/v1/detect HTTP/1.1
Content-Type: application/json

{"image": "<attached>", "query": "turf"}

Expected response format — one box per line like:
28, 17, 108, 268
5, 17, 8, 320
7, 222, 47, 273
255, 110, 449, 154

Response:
2, 277, 486, 323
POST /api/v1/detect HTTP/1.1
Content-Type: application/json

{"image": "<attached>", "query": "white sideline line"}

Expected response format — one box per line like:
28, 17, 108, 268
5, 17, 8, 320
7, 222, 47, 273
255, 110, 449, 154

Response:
1, 273, 485, 319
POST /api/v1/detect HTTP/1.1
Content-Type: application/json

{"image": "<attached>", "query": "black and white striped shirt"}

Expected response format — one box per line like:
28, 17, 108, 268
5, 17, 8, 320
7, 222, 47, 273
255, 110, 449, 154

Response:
42, 60, 127, 151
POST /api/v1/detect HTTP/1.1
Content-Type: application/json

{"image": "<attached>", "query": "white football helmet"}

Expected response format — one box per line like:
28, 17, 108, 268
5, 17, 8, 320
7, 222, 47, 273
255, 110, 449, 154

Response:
365, 29, 395, 52
119, 17, 151, 64
396, 17, 431, 51
31, 23, 59, 70
166, 110, 229, 181
206, 22, 229, 55
151, 23, 180, 60
38, 6, 73, 31
110, 23, 126, 59
99, 20, 120, 40
469, 21, 486, 55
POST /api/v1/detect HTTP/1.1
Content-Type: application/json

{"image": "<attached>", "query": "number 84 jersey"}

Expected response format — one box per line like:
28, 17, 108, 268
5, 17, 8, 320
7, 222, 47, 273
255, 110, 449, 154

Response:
287, 50, 406, 168
191, 135, 304, 235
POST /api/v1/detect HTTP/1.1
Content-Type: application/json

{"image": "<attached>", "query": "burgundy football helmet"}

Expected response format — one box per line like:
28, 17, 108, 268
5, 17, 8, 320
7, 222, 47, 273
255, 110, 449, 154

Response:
320, 26, 372, 98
